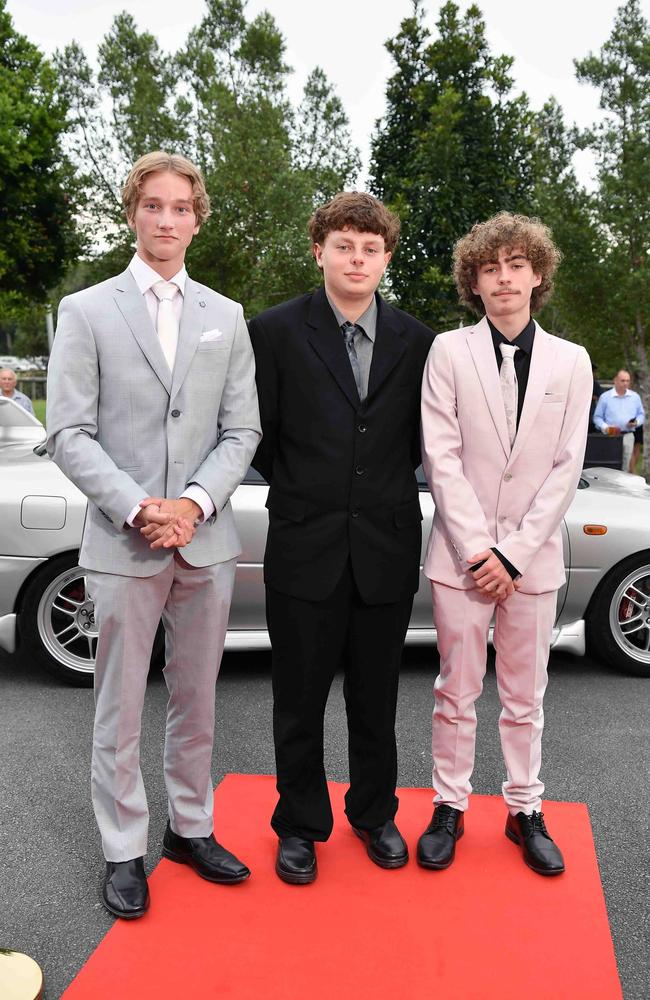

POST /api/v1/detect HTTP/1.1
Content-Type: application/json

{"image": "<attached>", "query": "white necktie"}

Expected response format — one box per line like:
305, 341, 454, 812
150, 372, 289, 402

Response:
151, 280, 179, 371
499, 343, 519, 446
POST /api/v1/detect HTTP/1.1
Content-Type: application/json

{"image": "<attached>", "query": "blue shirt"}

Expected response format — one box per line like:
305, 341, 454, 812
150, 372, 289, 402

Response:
593, 387, 645, 433
8, 389, 34, 415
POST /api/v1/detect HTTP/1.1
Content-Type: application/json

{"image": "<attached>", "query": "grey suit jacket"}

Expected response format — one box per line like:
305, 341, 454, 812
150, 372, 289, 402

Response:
46, 268, 261, 576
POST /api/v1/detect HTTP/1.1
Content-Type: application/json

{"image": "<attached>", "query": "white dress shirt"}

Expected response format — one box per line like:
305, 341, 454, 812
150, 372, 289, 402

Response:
125, 253, 215, 526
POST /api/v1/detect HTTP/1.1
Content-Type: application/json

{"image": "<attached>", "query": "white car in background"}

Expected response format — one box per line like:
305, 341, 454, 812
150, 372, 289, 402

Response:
1, 395, 650, 685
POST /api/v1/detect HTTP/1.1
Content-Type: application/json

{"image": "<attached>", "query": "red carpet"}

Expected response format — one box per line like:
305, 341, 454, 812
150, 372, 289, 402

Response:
62, 775, 621, 999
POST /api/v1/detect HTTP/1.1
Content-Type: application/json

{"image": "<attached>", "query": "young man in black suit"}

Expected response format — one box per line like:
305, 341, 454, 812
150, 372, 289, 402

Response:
249, 193, 433, 883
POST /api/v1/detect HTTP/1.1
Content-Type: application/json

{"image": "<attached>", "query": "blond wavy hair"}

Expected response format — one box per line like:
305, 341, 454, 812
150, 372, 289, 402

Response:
453, 212, 561, 315
122, 151, 211, 226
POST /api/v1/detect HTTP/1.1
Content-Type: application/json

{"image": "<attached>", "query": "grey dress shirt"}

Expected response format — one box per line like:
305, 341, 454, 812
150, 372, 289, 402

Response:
326, 293, 377, 400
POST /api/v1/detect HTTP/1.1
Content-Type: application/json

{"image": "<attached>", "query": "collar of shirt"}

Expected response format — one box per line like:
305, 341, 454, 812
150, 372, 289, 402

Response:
128, 252, 187, 297
487, 316, 535, 357
326, 292, 377, 343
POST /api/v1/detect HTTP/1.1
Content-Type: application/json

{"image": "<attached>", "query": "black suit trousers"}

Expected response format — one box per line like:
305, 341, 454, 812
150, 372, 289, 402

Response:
267, 561, 414, 841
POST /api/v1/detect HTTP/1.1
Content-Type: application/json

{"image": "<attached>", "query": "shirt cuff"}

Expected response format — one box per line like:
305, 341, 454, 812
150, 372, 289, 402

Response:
491, 547, 520, 580
126, 500, 149, 527
181, 485, 215, 522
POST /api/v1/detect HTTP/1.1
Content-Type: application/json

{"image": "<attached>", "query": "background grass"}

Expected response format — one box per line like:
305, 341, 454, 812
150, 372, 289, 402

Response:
33, 399, 46, 426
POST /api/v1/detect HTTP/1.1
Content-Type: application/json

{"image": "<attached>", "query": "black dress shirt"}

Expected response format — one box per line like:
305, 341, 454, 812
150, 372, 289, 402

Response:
488, 316, 535, 427
470, 317, 536, 582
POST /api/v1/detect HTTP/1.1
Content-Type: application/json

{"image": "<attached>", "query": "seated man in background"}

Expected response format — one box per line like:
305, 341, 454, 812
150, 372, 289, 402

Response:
0, 368, 34, 415
593, 368, 645, 472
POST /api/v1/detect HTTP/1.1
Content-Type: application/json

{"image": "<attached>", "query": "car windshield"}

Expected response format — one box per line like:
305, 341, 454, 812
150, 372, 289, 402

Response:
0, 396, 45, 445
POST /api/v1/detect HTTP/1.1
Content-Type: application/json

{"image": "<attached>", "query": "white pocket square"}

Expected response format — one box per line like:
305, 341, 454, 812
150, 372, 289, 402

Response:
200, 328, 224, 342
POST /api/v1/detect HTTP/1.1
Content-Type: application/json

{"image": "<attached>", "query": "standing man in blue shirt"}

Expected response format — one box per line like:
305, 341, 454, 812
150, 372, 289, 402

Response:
593, 369, 645, 472
0, 368, 35, 415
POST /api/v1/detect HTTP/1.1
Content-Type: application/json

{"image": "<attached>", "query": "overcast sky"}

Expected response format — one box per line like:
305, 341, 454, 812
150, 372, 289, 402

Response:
8, 0, 648, 186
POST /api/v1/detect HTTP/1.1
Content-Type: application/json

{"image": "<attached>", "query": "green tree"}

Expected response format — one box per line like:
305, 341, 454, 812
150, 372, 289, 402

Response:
293, 67, 360, 205
55, 0, 358, 313
0, 0, 82, 303
529, 100, 616, 365
371, 0, 536, 329
575, 0, 650, 476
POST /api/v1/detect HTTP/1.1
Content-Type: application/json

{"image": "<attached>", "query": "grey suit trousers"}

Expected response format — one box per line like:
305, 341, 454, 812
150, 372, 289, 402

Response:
86, 555, 237, 862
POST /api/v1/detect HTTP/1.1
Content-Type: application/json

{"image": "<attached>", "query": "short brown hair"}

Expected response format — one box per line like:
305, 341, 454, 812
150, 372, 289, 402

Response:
308, 192, 400, 254
453, 211, 561, 315
122, 151, 211, 226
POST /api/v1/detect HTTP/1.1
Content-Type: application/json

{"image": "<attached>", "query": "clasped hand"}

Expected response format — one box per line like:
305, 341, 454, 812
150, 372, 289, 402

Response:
468, 549, 517, 601
134, 497, 201, 550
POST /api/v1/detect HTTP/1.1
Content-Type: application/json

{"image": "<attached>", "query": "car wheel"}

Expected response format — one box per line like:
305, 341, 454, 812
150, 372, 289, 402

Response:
586, 551, 650, 677
19, 554, 164, 687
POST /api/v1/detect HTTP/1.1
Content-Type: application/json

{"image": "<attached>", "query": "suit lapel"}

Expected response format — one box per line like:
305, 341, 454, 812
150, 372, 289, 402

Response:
366, 297, 407, 400
466, 316, 510, 459
171, 278, 205, 400
306, 287, 360, 409
114, 270, 172, 394
509, 323, 556, 463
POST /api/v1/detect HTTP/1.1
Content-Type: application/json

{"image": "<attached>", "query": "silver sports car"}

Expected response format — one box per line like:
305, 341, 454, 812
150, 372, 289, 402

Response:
1, 395, 649, 684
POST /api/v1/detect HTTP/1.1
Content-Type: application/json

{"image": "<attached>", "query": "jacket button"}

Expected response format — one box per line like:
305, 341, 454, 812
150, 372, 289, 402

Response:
355, 466, 365, 476
351, 509, 360, 518
504, 473, 512, 481
498, 515, 507, 523
171, 409, 181, 417
357, 423, 367, 433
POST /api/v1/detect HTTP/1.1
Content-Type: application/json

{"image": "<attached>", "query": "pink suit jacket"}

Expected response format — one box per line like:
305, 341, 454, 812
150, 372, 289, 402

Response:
420, 316, 592, 595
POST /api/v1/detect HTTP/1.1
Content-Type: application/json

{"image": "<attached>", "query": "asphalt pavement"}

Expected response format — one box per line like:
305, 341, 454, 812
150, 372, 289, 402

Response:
1, 646, 648, 999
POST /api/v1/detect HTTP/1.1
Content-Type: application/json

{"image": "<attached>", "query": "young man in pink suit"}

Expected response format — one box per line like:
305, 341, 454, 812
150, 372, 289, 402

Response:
418, 213, 592, 875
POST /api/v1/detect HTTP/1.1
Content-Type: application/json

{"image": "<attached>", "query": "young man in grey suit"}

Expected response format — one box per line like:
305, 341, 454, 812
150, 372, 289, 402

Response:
47, 152, 261, 919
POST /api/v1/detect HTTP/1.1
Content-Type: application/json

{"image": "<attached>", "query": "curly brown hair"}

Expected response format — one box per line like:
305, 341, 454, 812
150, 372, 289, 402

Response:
308, 192, 400, 254
122, 151, 211, 227
453, 212, 561, 315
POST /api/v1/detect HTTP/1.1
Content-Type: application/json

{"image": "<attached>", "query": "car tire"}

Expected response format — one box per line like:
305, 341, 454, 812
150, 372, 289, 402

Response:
19, 553, 164, 687
586, 551, 650, 677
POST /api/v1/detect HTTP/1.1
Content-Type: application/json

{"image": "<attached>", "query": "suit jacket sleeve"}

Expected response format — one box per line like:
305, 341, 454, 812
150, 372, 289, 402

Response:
189, 305, 261, 511
421, 335, 496, 564
248, 314, 279, 483
46, 295, 147, 528
496, 345, 592, 575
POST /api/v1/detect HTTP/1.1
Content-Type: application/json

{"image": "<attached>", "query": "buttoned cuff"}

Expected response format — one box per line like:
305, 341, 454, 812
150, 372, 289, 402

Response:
181, 484, 215, 523
126, 499, 149, 528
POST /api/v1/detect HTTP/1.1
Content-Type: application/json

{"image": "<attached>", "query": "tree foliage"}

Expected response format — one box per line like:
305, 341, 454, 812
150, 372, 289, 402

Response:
370, 0, 536, 329
0, 0, 82, 304
55, 0, 359, 315
572, 0, 650, 475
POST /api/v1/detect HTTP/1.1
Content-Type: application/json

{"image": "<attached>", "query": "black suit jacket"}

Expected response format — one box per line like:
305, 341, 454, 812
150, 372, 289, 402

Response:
249, 287, 434, 604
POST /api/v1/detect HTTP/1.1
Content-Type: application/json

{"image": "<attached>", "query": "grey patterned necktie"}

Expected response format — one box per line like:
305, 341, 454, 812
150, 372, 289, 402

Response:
341, 321, 364, 400
499, 342, 519, 446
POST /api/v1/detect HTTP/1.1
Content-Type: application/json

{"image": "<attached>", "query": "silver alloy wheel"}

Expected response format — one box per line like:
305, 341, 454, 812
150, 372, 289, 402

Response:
36, 566, 97, 676
609, 564, 650, 666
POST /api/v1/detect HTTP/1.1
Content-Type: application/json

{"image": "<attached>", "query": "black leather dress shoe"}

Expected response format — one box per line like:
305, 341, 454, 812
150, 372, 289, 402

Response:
102, 857, 149, 919
162, 822, 250, 883
417, 804, 464, 870
275, 837, 317, 884
352, 820, 408, 869
505, 811, 565, 875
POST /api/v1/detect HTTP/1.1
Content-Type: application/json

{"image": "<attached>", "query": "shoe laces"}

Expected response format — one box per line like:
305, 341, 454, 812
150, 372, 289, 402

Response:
430, 805, 459, 834
525, 811, 550, 838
